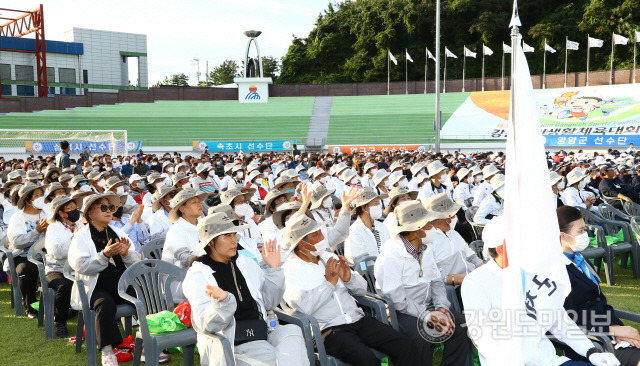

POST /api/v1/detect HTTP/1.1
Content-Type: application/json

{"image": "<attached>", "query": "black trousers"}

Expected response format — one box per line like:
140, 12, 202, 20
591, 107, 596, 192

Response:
14, 256, 39, 314
396, 310, 472, 366
46, 272, 73, 323
90, 283, 133, 349
321, 316, 420, 366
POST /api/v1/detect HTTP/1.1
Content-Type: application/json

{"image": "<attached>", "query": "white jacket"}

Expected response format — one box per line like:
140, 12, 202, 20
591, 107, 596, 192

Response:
474, 195, 503, 224
472, 181, 493, 207
312, 209, 351, 251
453, 182, 473, 209
382, 212, 397, 234
561, 186, 590, 209
430, 229, 483, 283
149, 208, 173, 240
344, 217, 390, 264
67, 224, 141, 310
183, 257, 285, 366
418, 181, 453, 203
461, 259, 594, 366
374, 237, 450, 318
7, 209, 46, 257
2, 198, 17, 226
44, 221, 74, 274
162, 217, 201, 268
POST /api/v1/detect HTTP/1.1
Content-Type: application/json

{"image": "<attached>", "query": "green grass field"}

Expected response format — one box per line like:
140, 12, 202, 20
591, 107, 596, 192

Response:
1, 264, 639, 365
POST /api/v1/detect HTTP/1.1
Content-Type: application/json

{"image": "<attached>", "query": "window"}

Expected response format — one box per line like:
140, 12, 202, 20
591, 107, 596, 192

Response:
0, 64, 11, 80
48, 87, 56, 95
59, 68, 76, 83
46, 67, 55, 82
83, 69, 88, 84
60, 87, 76, 95
1, 84, 11, 96
15, 65, 34, 81
17, 85, 35, 96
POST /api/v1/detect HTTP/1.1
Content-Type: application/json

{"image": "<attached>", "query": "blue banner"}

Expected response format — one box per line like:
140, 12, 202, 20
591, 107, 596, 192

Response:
193, 140, 295, 152
544, 135, 640, 147
26, 141, 142, 154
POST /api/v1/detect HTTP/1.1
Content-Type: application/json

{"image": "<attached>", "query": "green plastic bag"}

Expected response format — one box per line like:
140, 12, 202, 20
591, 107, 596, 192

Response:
146, 311, 189, 353
380, 357, 389, 366
30, 301, 39, 311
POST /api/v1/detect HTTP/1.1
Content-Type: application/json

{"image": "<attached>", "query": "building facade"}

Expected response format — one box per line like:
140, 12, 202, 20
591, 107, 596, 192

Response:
0, 28, 147, 97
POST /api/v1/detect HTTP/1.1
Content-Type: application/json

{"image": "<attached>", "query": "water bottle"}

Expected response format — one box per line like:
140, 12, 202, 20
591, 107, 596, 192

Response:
265, 310, 278, 334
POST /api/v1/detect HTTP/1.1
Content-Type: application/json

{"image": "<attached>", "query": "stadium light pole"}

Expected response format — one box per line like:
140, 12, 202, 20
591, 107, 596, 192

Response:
434, 0, 441, 153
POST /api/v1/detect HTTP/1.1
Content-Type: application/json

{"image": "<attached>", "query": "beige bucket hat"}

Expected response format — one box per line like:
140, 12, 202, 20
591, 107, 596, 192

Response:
17, 182, 48, 210
390, 200, 442, 237
384, 187, 418, 215
263, 190, 292, 217
482, 164, 499, 179
80, 192, 121, 222
191, 212, 249, 252
220, 189, 253, 206
427, 161, 446, 177
310, 186, 336, 210
168, 188, 208, 223
48, 195, 84, 224
566, 168, 587, 187
282, 215, 330, 257
44, 182, 71, 202
151, 185, 179, 211
423, 193, 462, 218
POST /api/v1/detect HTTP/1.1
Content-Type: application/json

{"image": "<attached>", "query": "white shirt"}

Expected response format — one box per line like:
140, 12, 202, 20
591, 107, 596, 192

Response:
382, 212, 397, 234
561, 186, 589, 209
162, 217, 201, 268
474, 195, 503, 224
149, 208, 173, 240
44, 220, 74, 274
453, 182, 473, 209
2, 198, 18, 225
344, 217, 390, 264
430, 229, 484, 283
472, 181, 493, 207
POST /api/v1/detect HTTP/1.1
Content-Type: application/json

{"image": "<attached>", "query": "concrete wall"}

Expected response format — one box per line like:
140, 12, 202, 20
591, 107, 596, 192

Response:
1, 67, 638, 113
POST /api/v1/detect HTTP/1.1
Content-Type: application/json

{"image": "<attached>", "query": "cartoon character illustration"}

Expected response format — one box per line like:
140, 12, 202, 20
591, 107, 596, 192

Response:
538, 104, 553, 117
568, 96, 602, 120
601, 97, 635, 116
554, 91, 579, 108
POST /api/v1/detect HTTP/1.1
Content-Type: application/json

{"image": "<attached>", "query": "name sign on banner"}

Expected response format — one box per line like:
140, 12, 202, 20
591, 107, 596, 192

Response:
328, 144, 429, 154
544, 135, 640, 147
192, 140, 295, 152
26, 141, 142, 154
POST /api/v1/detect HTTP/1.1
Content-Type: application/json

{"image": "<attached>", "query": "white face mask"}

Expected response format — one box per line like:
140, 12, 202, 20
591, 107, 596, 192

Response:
350, 177, 359, 185
236, 171, 244, 179
397, 200, 410, 207
557, 181, 566, 190
578, 180, 587, 190
449, 217, 458, 230
323, 197, 333, 209
320, 176, 329, 184
564, 232, 590, 252
31, 196, 45, 210
466, 176, 473, 184
476, 174, 484, 182
383, 179, 391, 189
116, 186, 125, 194
70, 165, 76, 169
93, 166, 100, 171
234, 203, 253, 219
209, 170, 216, 177
276, 202, 288, 211
136, 182, 146, 190
167, 167, 174, 173
584, 176, 591, 185
79, 185, 92, 192
421, 227, 437, 244
369, 204, 383, 220
370, 168, 378, 176
155, 181, 165, 189
309, 238, 329, 257
97, 179, 107, 188
398, 179, 408, 188
439, 174, 451, 186
106, 167, 113, 172
182, 182, 192, 189
263, 172, 269, 178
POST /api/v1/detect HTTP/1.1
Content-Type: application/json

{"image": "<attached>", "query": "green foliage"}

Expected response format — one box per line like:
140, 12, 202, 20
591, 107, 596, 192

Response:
261, 55, 281, 82
279, 0, 640, 83
152, 74, 189, 87
208, 60, 241, 86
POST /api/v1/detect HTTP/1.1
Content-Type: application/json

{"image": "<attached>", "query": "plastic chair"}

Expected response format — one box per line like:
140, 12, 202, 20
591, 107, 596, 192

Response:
599, 203, 631, 222
445, 285, 462, 313
583, 224, 614, 286
623, 201, 640, 217
117, 259, 196, 366
602, 195, 624, 209
333, 242, 345, 257
141, 238, 164, 260
465, 206, 485, 239
464, 197, 474, 208
26, 238, 56, 338
64, 262, 134, 366
190, 325, 234, 365
352, 256, 400, 331
469, 240, 484, 261
0, 236, 23, 316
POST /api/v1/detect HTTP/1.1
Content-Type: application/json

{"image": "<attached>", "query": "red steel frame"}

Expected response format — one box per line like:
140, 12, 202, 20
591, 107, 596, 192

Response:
0, 5, 48, 97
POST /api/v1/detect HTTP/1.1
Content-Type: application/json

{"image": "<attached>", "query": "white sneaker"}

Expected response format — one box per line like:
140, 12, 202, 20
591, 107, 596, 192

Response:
101, 352, 118, 366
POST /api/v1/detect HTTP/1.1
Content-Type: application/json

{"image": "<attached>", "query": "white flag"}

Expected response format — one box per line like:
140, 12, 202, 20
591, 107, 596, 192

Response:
522, 41, 534, 53
483, 45, 493, 56
636, 30, 640, 43
445, 47, 458, 59
566, 39, 579, 50
464, 46, 477, 58
406, 50, 413, 63
613, 33, 629, 45
502, 36, 572, 364
588, 36, 604, 48
503, 43, 512, 54
388, 50, 397, 65
544, 43, 556, 53
426, 48, 436, 61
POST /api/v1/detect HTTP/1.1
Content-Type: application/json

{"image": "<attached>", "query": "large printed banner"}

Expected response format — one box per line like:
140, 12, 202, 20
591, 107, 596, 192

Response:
193, 140, 295, 153
26, 141, 142, 154
441, 84, 640, 146
329, 144, 429, 154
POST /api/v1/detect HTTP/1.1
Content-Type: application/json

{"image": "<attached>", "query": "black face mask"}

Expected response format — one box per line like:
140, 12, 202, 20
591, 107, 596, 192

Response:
66, 209, 81, 223
50, 176, 59, 182
113, 206, 124, 219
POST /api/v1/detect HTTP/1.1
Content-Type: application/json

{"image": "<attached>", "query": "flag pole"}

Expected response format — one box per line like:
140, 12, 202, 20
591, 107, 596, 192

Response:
387, 50, 390, 95
424, 48, 428, 93
610, 33, 615, 85
435, 0, 441, 152
634, 31, 637, 84
502, 48, 505, 90
463, 45, 466, 92
543, 38, 547, 89
586, 34, 590, 86
444, 52, 447, 93
405, 48, 408, 95
564, 36, 568, 88
482, 44, 485, 91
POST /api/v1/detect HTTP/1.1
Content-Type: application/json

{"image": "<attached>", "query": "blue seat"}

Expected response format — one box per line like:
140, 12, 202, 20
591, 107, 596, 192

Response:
0, 235, 23, 317
27, 238, 55, 338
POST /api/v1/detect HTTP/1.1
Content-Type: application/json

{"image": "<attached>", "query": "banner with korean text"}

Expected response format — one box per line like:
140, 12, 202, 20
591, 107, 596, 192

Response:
328, 144, 429, 154
192, 140, 295, 153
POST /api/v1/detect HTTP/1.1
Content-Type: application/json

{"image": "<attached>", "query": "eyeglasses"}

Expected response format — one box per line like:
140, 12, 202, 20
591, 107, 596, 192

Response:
234, 199, 248, 205
98, 204, 116, 213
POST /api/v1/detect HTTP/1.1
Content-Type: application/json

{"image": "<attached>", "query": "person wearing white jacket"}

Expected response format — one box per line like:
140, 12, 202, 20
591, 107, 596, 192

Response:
461, 216, 621, 366
183, 213, 308, 366
375, 200, 473, 365
257, 190, 291, 245
472, 164, 499, 207
308, 185, 358, 250
382, 187, 418, 234
562, 168, 598, 213
453, 168, 474, 209
7, 182, 49, 318
474, 174, 505, 224
67, 193, 142, 366
282, 215, 419, 366
162, 188, 207, 268
44, 195, 83, 338
148, 185, 177, 241
344, 187, 390, 265
1, 180, 20, 226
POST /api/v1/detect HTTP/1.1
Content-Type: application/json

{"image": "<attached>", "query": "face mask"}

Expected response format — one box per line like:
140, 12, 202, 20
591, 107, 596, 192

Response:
70, 165, 76, 169
369, 204, 383, 220
263, 172, 269, 178
116, 186, 125, 194
323, 197, 333, 209
106, 167, 113, 172
155, 181, 165, 189
66, 209, 81, 223
167, 167, 174, 173
235, 203, 253, 219
113, 206, 124, 218
397, 200, 410, 207
97, 179, 107, 188
466, 176, 473, 184
285, 188, 295, 194
557, 181, 566, 190
93, 166, 100, 171
136, 182, 146, 190
398, 179, 408, 188
31, 196, 45, 210
5, 167, 11, 172
309, 238, 328, 257
564, 232, 590, 252
384, 180, 391, 189
182, 182, 192, 189
320, 176, 329, 184
578, 180, 587, 190
276, 202, 288, 211
439, 174, 451, 186
350, 178, 359, 185
370, 168, 378, 176
476, 174, 484, 182
421, 227, 437, 244
584, 176, 591, 185
236, 172, 244, 179
79, 185, 92, 192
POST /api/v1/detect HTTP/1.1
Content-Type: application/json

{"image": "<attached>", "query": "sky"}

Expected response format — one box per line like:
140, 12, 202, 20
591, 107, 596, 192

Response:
3, 0, 342, 86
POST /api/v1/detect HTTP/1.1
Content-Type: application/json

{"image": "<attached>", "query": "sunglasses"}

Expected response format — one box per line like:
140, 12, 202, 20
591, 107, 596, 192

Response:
98, 204, 117, 213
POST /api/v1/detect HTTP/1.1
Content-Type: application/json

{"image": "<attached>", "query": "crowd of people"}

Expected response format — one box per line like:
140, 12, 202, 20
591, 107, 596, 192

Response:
0, 139, 639, 366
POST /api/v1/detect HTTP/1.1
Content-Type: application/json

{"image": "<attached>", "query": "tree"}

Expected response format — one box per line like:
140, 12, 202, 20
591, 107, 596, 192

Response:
152, 74, 189, 87
208, 60, 240, 86
261, 56, 281, 82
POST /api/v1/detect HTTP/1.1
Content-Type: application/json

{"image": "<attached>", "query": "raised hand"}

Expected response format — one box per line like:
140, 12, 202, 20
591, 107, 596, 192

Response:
325, 257, 340, 285
300, 183, 313, 206
337, 255, 351, 282
103, 239, 121, 258
118, 237, 132, 257
260, 239, 281, 268
341, 186, 359, 208
205, 284, 228, 302
36, 218, 49, 233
